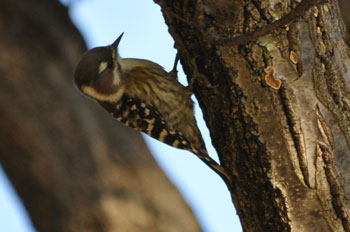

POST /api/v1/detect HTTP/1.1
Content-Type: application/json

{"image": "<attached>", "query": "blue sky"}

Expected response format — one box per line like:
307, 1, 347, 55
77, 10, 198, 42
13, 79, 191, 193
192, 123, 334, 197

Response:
0, 1, 241, 231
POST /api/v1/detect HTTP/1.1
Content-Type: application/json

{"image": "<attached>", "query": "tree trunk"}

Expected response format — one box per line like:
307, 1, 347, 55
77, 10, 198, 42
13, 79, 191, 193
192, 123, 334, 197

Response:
0, 1, 200, 231
156, 0, 350, 231
339, 0, 350, 30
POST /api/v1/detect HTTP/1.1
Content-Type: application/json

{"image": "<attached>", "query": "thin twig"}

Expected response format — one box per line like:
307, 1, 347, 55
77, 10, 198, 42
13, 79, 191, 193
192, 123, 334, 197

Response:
213, 0, 328, 45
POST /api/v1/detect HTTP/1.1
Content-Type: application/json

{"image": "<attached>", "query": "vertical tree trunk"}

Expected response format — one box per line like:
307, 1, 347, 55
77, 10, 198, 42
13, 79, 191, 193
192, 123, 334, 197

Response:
156, 0, 350, 231
0, 1, 201, 231
339, 0, 350, 29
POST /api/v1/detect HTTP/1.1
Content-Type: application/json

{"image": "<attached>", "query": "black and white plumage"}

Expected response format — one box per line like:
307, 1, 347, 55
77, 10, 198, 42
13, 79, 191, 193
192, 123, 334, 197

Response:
99, 95, 199, 154
74, 33, 230, 183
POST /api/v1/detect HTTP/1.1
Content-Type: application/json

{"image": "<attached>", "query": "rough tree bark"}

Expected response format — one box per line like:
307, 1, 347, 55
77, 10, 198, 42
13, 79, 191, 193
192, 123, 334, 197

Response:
0, 1, 200, 231
339, 0, 350, 30
156, 0, 350, 231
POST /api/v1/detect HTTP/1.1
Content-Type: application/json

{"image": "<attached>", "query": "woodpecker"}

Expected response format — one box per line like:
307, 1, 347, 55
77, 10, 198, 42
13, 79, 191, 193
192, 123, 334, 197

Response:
74, 33, 230, 184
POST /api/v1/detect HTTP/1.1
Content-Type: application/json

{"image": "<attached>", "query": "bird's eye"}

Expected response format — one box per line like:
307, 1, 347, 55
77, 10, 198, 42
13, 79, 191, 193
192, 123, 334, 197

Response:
107, 60, 113, 68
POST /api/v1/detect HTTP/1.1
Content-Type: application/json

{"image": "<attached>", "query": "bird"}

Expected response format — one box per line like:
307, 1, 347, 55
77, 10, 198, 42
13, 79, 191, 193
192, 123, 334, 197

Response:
74, 33, 230, 184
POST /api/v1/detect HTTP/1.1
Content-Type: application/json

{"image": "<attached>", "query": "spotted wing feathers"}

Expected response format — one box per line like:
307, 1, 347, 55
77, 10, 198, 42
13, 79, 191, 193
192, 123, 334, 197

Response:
99, 95, 198, 153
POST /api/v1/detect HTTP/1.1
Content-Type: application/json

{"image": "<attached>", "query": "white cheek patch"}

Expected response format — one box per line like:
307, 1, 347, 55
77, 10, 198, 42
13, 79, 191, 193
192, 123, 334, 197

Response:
81, 85, 125, 103
98, 62, 108, 74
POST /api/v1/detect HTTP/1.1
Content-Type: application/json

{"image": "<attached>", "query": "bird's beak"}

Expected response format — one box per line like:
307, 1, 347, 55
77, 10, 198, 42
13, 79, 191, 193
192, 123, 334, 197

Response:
112, 32, 124, 48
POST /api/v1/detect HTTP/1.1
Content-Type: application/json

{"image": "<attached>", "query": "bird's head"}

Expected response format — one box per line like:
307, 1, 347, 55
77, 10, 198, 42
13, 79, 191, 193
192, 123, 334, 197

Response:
74, 33, 124, 102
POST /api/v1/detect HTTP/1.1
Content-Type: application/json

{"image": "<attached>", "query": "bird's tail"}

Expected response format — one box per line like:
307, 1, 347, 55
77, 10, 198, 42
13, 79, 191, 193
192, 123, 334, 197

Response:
192, 148, 231, 186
